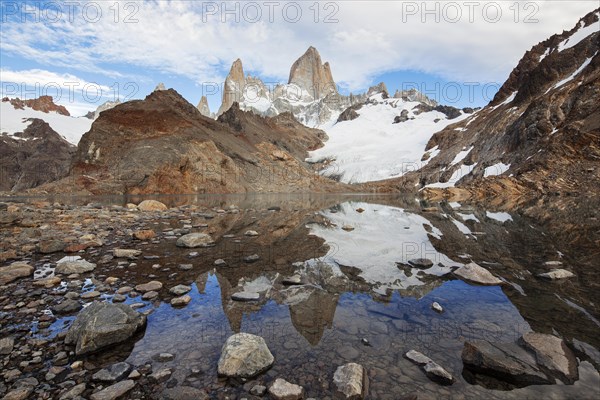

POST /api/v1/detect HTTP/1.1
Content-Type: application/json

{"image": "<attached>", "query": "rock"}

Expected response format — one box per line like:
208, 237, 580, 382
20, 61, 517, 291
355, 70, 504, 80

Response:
232, 292, 260, 302
53, 299, 82, 314
176, 233, 215, 248
283, 275, 303, 285
149, 368, 172, 383
423, 361, 454, 385
92, 362, 132, 382
33, 276, 62, 288
0, 336, 15, 355
519, 332, 578, 383
81, 290, 101, 299
250, 385, 267, 396
169, 284, 191, 296
462, 340, 551, 386
408, 258, 434, 268
432, 302, 443, 313
214, 259, 227, 266
133, 229, 156, 240
454, 262, 502, 285
405, 350, 431, 366
55, 259, 96, 274
2, 388, 33, 400
341, 225, 354, 232
157, 353, 175, 362
333, 363, 368, 399
269, 378, 304, 400
135, 281, 163, 292
65, 302, 146, 355
244, 230, 259, 236
217, 333, 274, 378
537, 269, 574, 280
137, 200, 167, 212
39, 240, 65, 254
59, 383, 86, 400
142, 291, 158, 300
171, 295, 191, 306
0, 262, 34, 285
90, 380, 135, 400
113, 249, 142, 259
161, 386, 209, 400
244, 254, 260, 263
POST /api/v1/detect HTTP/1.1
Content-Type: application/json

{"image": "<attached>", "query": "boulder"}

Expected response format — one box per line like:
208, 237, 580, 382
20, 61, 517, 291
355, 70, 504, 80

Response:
137, 200, 167, 211
113, 249, 142, 259
65, 302, 146, 355
92, 362, 132, 382
55, 259, 96, 275
408, 258, 434, 268
133, 229, 156, 240
0, 336, 15, 355
423, 361, 454, 385
135, 281, 163, 292
462, 340, 551, 387
519, 332, 578, 383
537, 269, 574, 280
176, 233, 215, 248
453, 262, 502, 285
231, 292, 260, 302
268, 378, 304, 400
171, 295, 192, 307
217, 333, 274, 378
333, 363, 368, 399
169, 284, 191, 296
0, 262, 34, 285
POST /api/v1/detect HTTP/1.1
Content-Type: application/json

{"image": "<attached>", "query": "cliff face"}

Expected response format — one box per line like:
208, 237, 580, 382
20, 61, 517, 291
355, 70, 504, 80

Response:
388, 9, 600, 198
288, 46, 338, 99
3, 96, 70, 116
39, 89, 347, 195
0, 119, 75, 192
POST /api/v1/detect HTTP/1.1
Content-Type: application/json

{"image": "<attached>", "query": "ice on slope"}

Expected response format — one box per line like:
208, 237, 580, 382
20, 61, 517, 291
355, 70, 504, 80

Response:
486, 211, 513, 223
484, 162, 510, 177
307, 97, 469, 183
557, 15, 600, 52
0, 102, 92, 145
549, 55, 595, 92
308, 202, 461, 294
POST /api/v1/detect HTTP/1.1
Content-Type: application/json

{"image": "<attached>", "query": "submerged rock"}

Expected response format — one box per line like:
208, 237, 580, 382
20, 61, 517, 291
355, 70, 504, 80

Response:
65, 302, 146, 355
268, 378, 304, 400
217, 333, 274, 378
405, 350, 454, 385
462, 340, 551, 387
333, 363, 369, 399
453, 262, 502, 285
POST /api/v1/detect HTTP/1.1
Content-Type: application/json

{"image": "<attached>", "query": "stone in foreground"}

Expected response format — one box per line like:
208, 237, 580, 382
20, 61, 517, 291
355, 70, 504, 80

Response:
90, 379, 135, 400
55, 259, 96, 275
537, 269, 575, 280
0, 262, 34, 285
519, 332, 578, 383
462, 340, 552, 387
269, 378, 304, 400
217, 333, 274, 378
65, 302, 146, 356
423, 361, 454, 385
176, 233, 215, 248
453, 262, 502, 285
333, 363, 369, 399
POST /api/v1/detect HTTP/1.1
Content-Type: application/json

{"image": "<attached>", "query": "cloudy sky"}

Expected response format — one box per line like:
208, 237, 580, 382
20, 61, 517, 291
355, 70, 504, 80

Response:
1, 0, 598, 115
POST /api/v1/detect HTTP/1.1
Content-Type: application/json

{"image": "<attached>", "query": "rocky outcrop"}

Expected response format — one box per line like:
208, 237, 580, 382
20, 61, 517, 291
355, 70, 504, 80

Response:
393, 88, 438, 107
3, 96, 69, 116
197, 95, 212, 117
65, 302, 146, 355
217, 333, 274, 378
94, 100, 121, 119
0, 118, 75, 192
289, 46, 338, 99
393, 9, 600, 198
41, 89, 345, 194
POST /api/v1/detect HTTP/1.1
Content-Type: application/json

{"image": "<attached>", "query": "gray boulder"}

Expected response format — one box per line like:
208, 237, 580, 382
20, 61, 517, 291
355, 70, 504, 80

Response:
519, 332, 578, 383
176, 233, 215, 248
65, 302, 146, 355
217, 333, 274, 378
333, 363, 369, 399
454, 262, 502, 285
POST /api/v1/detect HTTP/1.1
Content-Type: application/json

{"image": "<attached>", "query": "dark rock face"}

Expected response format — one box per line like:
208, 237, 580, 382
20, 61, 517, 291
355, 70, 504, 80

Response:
65, 302, 146, 356
0, 119, 75, 192
393, 9, 600, 198
337, 104, 363, 122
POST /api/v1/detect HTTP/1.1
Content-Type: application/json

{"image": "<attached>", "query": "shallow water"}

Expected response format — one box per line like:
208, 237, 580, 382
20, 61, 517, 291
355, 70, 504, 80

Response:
13, 193, 600, 399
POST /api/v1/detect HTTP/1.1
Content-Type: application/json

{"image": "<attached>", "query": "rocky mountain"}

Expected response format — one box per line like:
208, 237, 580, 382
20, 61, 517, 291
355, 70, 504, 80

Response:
197, 95, 212, 118
216, 47, 367, 126
381, 9, 600, 198
2, 96, 70, 116
0, 118, 75, 192
39, 89, 347, 194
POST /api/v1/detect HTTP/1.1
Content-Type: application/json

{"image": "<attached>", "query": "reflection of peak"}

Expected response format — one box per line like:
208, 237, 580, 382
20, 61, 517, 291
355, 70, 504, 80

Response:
288, 288, 338, 345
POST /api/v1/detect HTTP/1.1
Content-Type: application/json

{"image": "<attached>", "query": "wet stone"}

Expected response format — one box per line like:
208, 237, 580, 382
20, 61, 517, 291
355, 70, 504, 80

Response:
232, 292, 260, 302
269, 378, 304, 400
90, 379, 135, 400
92, 362, 132, 383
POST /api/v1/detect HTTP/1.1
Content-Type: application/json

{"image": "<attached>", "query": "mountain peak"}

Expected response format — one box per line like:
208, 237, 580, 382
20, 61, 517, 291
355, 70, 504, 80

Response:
197, 95, 211, 117
288, 46, 337, 99
217, 58, 246, 115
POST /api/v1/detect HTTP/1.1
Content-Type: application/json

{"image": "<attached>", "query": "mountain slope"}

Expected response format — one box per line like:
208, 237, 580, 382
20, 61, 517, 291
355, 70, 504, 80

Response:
386, 9, 600, 198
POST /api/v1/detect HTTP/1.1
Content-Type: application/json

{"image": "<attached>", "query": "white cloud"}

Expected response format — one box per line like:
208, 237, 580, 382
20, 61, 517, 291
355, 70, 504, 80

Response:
0, 0, 597, 95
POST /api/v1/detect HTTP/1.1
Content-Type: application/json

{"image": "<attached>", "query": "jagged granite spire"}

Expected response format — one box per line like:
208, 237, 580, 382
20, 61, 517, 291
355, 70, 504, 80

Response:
217, 58, 245, 116
288, 46, 337, 99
